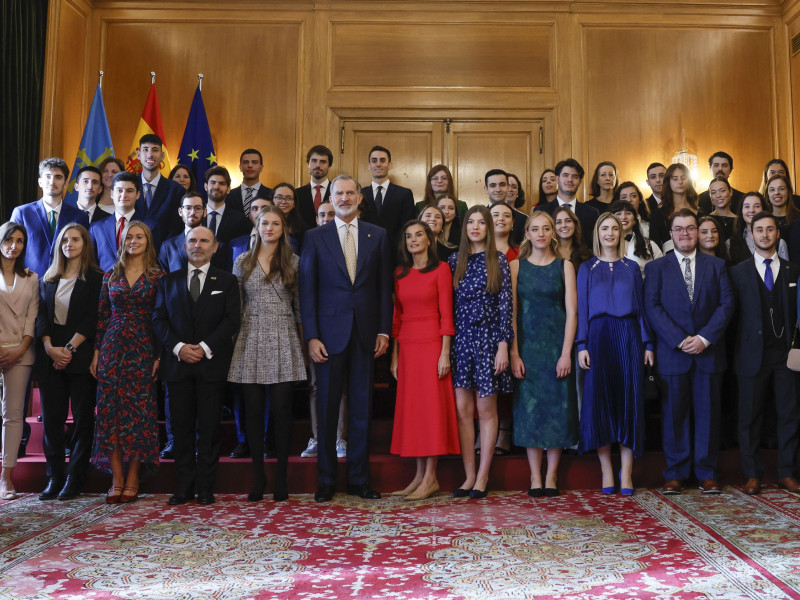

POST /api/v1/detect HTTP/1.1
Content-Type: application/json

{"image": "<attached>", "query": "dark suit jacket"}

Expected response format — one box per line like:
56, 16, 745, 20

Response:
643, 252, 735, 375
360, 182, 416, 261
207, 206, 251, 245
152, 265, 240, 382
645, 194, 660, 216
135, 176, 185, 239
10, 200, 90, 277
226, 183, 272, 214
158, 233, 188, 273
89, 211, 159, 273
84, 206, 112, 224
34, 269, 103, 374
297, 182, 331, 231
510, 208, 528, 247
536, 199, 599, 248
729, 257, 800, 376
299, 219, 392, 354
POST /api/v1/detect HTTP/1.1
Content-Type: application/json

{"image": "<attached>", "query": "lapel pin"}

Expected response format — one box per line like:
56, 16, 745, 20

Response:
210, 276, 216, 280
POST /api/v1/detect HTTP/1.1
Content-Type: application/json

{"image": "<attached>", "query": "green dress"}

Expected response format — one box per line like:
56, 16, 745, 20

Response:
512, 258, 578, 448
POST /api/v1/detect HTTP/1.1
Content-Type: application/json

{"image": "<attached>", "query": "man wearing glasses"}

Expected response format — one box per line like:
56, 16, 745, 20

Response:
158, 192, 207, 273
644, 209, 734, 496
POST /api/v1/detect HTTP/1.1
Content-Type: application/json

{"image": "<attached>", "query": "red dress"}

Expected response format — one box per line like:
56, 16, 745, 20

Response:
390, 263, 460, 457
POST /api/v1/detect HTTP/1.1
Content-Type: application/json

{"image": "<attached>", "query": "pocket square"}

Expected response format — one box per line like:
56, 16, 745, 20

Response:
211, 290, 223, 295
791, 283, 797, 288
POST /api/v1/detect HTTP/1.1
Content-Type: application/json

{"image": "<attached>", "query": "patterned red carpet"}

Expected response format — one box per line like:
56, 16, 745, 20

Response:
1, 487, 799, 599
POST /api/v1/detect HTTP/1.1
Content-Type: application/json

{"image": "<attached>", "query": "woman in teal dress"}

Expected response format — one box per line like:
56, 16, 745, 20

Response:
510, 212, 577, 498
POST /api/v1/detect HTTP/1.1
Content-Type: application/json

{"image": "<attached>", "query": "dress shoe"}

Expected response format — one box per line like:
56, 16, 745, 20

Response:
618, 471, 634, 496
662, 479, 683, 495
229, 443, 249, 459
743, 478, 761, 495
248, 476, 266, 502
315, 484, 336, 502
469, 488, 489, 499
168, 493, 193, 506
347, 484, 381, 499
159, 443, 174, 460
405, 482, 439, 501
57, 476, 81, 501
601, 486, 616, 495
453, 488, 472, 498
699, 479, 722, 494
264, 448, 277, 459
528, 487, 544, 498
544, 487, 560, 497
778, 476, 800, 493
106, 486, 123, 504
16, 445, 26, 458
119, 485, 138, 503
38, 477, 65, 501
273, 490, 289, 502
197, 491, 215, 505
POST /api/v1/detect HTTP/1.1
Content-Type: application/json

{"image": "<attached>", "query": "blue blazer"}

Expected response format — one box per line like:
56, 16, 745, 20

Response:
299, 219, 392, 354
10, 200, 90, 277
89, 212, 158, 273
643, 252, 734, 375
157, 233, 188, 274
152, 265, 240, 383
135, 176, 185, 239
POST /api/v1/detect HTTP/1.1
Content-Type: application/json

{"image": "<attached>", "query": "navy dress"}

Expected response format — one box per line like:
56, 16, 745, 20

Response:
448, 251, 513, 397
576, 258, 653, 457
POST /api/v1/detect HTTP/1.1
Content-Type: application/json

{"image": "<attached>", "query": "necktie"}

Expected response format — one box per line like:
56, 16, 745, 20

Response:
764, 258, 774, 292
144, 183, 152, 209
48, 210, 57, 235
83, 209, 90, 218
683, 257, 694, 303
375, 186, 384, 214
116, 216, 126, 249
208, 211, 218, 234
244, 187, 254, 213
314, 185, 322, 211
249, 232, 256, 250
344, 224, 357, 284
190, 268, 201, 301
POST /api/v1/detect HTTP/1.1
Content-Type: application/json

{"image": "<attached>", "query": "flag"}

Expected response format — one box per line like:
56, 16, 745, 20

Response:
125, 82, 172, 176
177, 85, 217, 194
64, 84, 115, 206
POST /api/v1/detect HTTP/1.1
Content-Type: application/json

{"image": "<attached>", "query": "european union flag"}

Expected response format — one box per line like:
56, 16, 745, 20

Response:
178, 85, 216, 198
64, 84, 115, 206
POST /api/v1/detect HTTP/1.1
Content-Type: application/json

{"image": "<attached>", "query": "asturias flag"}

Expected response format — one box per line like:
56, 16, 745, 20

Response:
125, 82, 172, 176
178, 85, 217, 193
64, 84, 114, 206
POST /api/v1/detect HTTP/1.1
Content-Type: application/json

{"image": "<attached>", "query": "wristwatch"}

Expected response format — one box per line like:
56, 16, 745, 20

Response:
65, 342, 77, 354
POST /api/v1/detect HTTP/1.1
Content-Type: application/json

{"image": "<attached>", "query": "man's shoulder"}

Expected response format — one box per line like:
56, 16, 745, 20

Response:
207, 265, 237, 285
360, 219, 387, 236
11, 200, 40, 218
388, 182, 414, 198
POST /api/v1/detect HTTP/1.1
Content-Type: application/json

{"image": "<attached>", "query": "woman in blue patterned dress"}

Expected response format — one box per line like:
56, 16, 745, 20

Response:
91, 222, 164, 504
448, 205, 513, 499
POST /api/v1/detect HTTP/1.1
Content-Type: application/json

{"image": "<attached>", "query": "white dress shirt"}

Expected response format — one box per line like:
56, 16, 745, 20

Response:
673, 248, 709, 348
754, 251, 780, 284
556, 196, 577, 212
335, 215, 359, 255
173, 261, 213, 360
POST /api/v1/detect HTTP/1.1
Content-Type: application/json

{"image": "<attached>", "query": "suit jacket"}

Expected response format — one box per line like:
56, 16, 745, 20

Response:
89, 211, 159, 273
158, 233, 189, 274
135, 176, 185, 239
297, 182, 331, 231
537, 199, 599, 248
10, 201, 90, 277
226, 183, 273, 214
0, 271, 38, 366
510, 208, 528, 247
360, 182, 416, 260
729, 257, 800, 376
206, 206, 251, 245
35, 269, 102, 373
152, 265, 240, 382
79, 205, 112, 224
643, 252, 735, 375
299, 219, 392, 354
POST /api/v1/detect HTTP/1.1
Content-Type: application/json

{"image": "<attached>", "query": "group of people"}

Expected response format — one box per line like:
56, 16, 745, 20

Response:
1, 140, 798, 505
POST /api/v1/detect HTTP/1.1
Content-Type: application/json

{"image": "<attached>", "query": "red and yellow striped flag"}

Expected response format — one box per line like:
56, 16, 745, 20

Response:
125, 83, 172, 175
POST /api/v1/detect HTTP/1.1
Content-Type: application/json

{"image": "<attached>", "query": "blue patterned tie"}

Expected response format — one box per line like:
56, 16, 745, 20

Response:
764, 258, 774, 291
683, 257, 693, 303
208, 211, 218, 235
145, 183, 152, 209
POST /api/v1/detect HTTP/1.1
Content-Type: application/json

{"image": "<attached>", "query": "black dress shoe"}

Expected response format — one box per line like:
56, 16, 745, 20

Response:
469, 488, 489, 499
17, 445, 26, 458
315, 484, 336, 502
544, 487, 560, 497
528, 487, 544, 498
229, 443, 250, 459
39, 477, 65, 501
160, 443, 174, 460
197, 491, 215, 505
264, 449, 276, 459
347, 484, 381, 499
453, 488, 472, 498
168, 493, 193, 506
57, 476, 81, 500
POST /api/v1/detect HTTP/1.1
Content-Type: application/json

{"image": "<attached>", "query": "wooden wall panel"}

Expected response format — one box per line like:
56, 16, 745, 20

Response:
787, 9, 800, 182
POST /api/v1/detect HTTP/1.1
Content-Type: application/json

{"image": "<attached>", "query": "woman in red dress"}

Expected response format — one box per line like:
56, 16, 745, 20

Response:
390, 220, 460, 500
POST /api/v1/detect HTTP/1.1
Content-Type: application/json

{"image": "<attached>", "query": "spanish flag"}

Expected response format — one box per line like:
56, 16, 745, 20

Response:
125, 82, 172, 175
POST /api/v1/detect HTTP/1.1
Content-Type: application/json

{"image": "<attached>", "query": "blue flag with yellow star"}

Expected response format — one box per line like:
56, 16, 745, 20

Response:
178, 85, 216, 199
64, 83, 115, 207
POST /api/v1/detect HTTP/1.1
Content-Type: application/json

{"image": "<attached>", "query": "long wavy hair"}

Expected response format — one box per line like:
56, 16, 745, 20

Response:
109, 221, 161, 283
765, 174, 799, 226
43, 223, 101, 283
660, 163, 698, 215
538, 168, 557, 206
240, 206, 297, 290
518, 211, 558, 260
0, 222, 30, 278
552, 205, 593, 265
610, 200, 653, 260
698, 216, 731, 262
419, 205, 455, 249
396, 220, 439, 280
759, 158, 793, 196
614, 181, 650, 223
592, 213, 626, 259
453, 205, 502, 294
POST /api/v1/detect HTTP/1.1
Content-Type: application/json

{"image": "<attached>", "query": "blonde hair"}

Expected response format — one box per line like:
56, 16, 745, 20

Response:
43, 223, 101, 283
108, 221, 160, 283
518, 212, 558, 261
592, 213, 625, 259
239, 206, 297, 290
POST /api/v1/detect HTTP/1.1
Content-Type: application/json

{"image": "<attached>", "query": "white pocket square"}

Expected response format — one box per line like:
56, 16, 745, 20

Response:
791, 283, 797, 288
211, 290, 223, 295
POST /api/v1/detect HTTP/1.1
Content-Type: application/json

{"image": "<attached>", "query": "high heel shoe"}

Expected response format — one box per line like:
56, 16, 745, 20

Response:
405, 482, 439, 501
106, 485, 123, 504
392, 481, 422, 496
119, 485, 138, 503
619, 470, 634, 496
469, 487, 489, 499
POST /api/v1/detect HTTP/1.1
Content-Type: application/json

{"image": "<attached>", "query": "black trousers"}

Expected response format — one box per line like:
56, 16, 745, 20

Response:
242, 382, 293, 496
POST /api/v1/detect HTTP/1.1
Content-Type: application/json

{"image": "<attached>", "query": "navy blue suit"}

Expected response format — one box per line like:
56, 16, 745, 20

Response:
10, 201, 90, 277
136, 176, 185, 240
360, 182, 415, 263
89, 212, 158, 273
644, 252, 734, 481
299, 218, 392, 488
297, 182, 331, 231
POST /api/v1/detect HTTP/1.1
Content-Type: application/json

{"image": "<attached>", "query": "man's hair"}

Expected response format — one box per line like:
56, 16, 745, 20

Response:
76, 165, 102, 181
139, 133, 163, 147
180, 191, 207, 207
750, 210, 778, 231
708, 151, 734, 169
484, 169, 508, 186
555, 158, 585, 179
184, 225, 217, 245
647, 162, 666, 174
239, 148, 263, 163
667, 207, 699, 229
204, 165, 231, 186
306, 145, 333, 167
331, 174, 362, 195
112, 171, 139, 191
368, 145, 391, 162
39, 157, 69, 179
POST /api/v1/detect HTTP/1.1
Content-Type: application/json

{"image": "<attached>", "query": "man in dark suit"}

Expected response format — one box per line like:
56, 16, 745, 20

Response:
134, 134, 185, 240
11, 158, 90, 277
644, 209, 735, 494
729, 212, 800, 495
152, 226, 240, 506
697, 151, 744, 215
297, 145, 333, 230
359, 145, 415, 261
645, 162, 666, 216
483, 168, 527, 246
73, 166, 111, 224
299, 174, 392, 502
203, 166, 251, 245
158, 192, 207, 273
226, 149, 272, 214
536, 158, 599, 248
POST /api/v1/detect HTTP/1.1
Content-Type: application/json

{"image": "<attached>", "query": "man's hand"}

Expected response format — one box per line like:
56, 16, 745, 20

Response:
374, 336, 389, 358
178, 344, 205, 364
309, 338, 329, 363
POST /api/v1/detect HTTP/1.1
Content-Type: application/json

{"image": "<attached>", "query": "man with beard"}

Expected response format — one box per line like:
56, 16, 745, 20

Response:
536, 158, 599, 247
203, 166, 250, 245
698, 151, 744, 215
297, 145, 334, 230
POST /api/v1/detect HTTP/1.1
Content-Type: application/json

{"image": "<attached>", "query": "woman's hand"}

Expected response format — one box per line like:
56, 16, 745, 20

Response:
48, 347, 72, 370
510, 352, 525, 379
390, 353, 398, 380
644, 350, 654, 367
494, 342, 509, 376
151, 358, 160, 379
437, 352, 450, 379
0, 347, 22, 371
556, 354, 572, 378
578, 350, 591, 370
90, 350, 99, 378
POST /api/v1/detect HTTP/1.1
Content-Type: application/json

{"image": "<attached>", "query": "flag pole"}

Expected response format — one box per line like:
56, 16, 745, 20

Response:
99, 71, 104, 89
198, 73, 203, 91
151, 71, 156, 85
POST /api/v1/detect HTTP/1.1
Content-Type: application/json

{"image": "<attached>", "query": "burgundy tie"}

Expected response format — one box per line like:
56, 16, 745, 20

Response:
116, 216, 126, 248
314, 185, 322, 211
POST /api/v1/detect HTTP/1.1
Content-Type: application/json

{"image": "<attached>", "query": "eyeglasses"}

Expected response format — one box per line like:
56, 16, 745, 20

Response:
273, 195, 295, 203
181, 206, 205, 213
670, 226, 697, 234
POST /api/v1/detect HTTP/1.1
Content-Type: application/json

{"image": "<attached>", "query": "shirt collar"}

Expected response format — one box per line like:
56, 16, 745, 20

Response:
116, 209, 135, 221
754, 251, 779, 267
142, 172, 161, 187
42, 199, 62, 213
189, 261, 211, 277
674, 248, 697, 263
556, 196, 576, 207
334, 215, 358, 230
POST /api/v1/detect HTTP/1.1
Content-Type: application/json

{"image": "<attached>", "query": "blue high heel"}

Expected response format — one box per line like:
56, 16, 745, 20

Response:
601, 486, 616, 495
619, 470, 634, 496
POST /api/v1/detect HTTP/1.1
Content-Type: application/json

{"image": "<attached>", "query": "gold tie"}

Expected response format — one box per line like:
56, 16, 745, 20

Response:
344, 224, 357, 284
